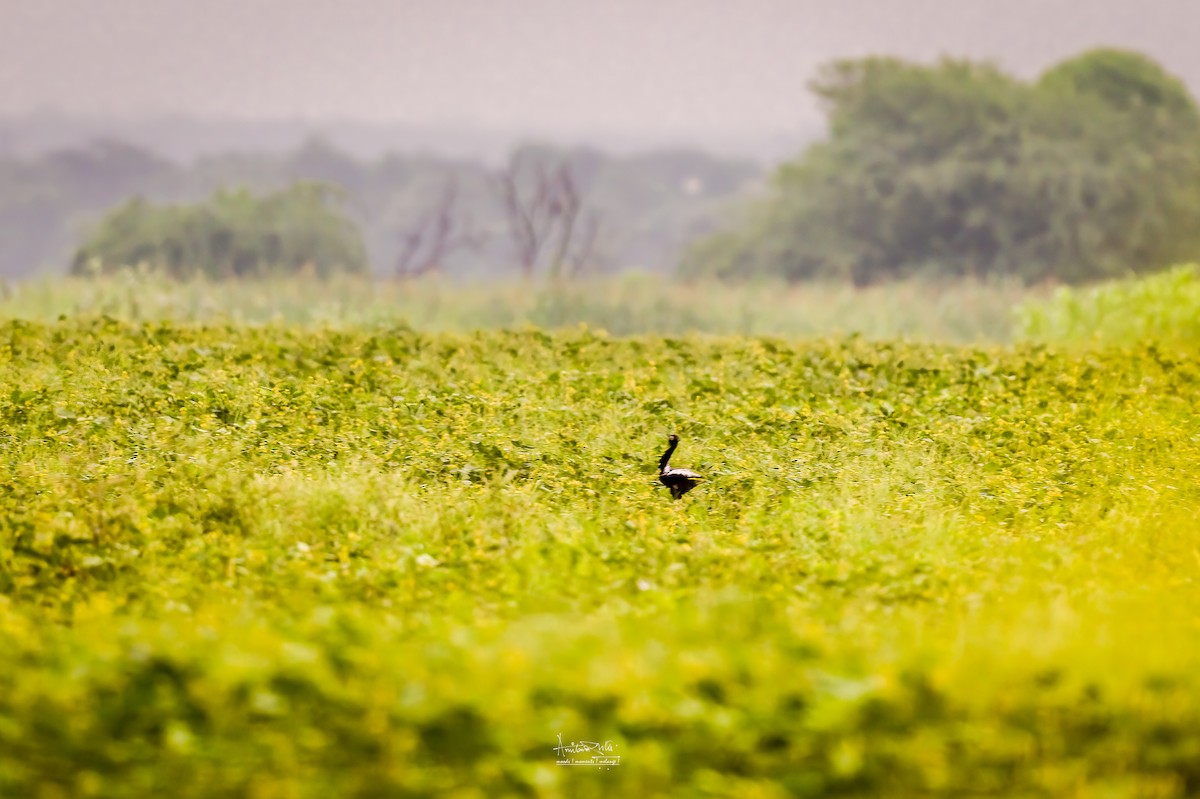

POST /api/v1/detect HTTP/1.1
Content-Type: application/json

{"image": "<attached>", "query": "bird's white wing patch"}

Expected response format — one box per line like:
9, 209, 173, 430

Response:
665, 469, 703, 480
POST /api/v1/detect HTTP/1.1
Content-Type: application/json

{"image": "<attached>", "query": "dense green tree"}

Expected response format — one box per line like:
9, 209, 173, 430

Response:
71, 183, 369, 279
1038, 48, 1200, 125
682, 49, 1200, 285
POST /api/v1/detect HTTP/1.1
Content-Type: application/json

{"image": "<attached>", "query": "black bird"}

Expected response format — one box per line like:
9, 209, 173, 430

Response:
659, 434, 703, 499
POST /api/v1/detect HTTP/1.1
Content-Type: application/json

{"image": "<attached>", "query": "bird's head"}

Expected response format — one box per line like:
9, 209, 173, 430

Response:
667, 434, 679, 444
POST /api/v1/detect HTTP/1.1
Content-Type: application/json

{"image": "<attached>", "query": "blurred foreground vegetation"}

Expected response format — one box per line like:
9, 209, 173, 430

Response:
2, 319, 1200, 797
13, 263, 1200, 346
0, 271, 1035, 342
1015, 263, 1200, 344
11, 265, 1200, 345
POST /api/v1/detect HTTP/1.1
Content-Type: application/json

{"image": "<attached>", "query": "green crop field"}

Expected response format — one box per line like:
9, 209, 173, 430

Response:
2, 272, 1200, 797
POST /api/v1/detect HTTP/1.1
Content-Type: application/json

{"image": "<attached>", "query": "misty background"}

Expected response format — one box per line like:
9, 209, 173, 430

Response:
3, 0, 1200, 280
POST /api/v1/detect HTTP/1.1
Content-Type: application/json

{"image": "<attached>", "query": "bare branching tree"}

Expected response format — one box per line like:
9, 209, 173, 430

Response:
565, 208, 603, 278
494, 155, 554, 278
493, 153, 602, 279
547, 165, 580, 278
393, 178, 486, 279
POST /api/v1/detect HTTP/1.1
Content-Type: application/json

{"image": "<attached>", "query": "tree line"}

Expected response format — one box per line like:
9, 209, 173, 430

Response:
0, 139, 759, 280
683, 48, 1200, 285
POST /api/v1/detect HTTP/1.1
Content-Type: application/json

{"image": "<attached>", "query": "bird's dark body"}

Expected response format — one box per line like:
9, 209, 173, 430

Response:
659, 434, 703, 499
661, 469, 702, 499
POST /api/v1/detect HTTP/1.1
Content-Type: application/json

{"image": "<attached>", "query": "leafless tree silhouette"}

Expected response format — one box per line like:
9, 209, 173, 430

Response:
493, 154, 602, 279
393, 178, 486, 279
565, 208, 603, 278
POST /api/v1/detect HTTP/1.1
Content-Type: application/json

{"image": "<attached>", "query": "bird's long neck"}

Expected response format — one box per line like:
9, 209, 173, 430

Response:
659, 440, 677, 474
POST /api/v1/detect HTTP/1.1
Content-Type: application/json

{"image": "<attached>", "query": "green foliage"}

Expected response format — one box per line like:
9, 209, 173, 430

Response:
1016, 262, 1200, 343
71, 183, 369, 280
1038, 48, 1200, 125
2, 319, 1200, 796
684, 48, 1200, 285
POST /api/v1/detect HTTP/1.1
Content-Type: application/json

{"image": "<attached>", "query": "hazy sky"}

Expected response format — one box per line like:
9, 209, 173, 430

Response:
3, 0, 1200, 139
